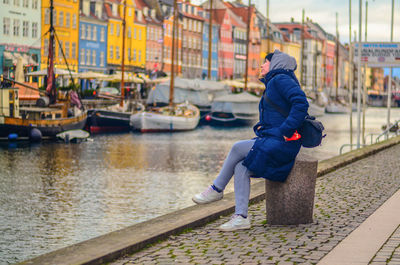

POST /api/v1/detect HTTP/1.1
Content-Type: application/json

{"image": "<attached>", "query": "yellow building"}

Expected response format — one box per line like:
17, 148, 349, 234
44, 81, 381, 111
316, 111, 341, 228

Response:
130, 0, 147, 71
104, 0, 146, 73
260, 39, 283, 62
41, 0, 79, 72
282, 42, 301, 80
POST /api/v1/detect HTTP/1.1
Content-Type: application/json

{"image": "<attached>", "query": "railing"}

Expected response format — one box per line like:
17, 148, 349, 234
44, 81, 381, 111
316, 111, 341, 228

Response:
339, 120, 400, 155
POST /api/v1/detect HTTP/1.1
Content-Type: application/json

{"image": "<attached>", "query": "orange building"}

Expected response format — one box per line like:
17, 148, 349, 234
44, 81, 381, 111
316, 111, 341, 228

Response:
226, 3, 261, 82
162, 12, 182, 75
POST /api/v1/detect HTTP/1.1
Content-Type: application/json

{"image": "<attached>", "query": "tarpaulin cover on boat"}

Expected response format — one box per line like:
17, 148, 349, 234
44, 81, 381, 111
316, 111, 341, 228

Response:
211, 92, 260, 115
146, 77, 230, 107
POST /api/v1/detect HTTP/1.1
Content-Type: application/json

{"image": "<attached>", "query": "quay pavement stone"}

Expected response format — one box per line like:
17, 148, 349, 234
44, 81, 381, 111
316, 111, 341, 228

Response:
111, 144, 400, 265
370, 224, 400, 264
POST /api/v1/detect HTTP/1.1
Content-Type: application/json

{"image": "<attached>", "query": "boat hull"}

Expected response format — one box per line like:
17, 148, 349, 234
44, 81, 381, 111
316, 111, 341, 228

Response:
87, 109, 132, 133
205, 112, 258, 126
130, 107, 200, 132
0, 112, 87, 138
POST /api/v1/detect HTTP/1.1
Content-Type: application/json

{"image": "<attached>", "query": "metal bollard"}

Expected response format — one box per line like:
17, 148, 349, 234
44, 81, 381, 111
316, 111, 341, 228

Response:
265, 152, 318, 225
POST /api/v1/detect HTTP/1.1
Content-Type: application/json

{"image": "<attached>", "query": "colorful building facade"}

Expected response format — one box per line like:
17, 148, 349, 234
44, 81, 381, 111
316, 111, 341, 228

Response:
180, 1, 204, 79
79, 0, 107, 74
0, 0, 41, 77
201, 21, 219, 80
41, 0, 79, 72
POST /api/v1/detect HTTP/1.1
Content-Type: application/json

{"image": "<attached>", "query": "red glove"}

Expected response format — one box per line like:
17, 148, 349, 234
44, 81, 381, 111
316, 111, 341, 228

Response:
283, 130, 301, 141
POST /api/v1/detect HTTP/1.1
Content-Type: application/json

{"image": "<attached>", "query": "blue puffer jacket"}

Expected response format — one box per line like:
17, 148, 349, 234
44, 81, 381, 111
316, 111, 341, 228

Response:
242, 51, 309, 182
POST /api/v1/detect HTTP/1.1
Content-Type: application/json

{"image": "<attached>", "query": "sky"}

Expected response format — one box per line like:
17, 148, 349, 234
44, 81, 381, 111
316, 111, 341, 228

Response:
193, 0, 400, 44
192, 0, 400, 77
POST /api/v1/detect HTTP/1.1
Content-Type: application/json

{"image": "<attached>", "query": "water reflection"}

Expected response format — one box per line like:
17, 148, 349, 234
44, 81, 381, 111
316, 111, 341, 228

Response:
1, 108, 400, 264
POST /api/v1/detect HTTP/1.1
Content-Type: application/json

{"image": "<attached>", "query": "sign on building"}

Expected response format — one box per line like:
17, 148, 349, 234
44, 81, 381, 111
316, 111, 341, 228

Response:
354, 42, 400, 67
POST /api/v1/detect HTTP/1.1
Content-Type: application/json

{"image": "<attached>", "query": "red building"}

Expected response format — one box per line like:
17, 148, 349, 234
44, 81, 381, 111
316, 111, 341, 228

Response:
324, 35, 336, 89
212, 9, 233, 80
138, 1, 163, 74
226, 3, 261, 82
179, 1, 205, 79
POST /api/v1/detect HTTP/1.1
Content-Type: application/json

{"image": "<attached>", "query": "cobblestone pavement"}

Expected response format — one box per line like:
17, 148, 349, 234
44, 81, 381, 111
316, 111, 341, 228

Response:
111, 145, 400, 265
370, 224, 400, 265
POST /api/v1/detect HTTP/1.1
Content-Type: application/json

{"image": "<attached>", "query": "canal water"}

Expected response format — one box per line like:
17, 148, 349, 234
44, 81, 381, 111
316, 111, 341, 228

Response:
1, 107, 399, 264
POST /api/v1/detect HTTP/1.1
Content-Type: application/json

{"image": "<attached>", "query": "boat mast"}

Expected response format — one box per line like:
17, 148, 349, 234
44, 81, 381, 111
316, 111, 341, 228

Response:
207, 0, 213, 79
244, 0, 251, 91
300, 9, 305, 87
46, 0, 56, 104
169, 0, 178, 106
120, 0, 127, 107
335, 12, 339, 101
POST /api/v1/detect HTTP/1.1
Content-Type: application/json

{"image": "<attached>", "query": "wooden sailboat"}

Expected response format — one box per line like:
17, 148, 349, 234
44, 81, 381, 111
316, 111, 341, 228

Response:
86, 0, 144, 133
130, 0, 200, 132
0, 0, 87, 140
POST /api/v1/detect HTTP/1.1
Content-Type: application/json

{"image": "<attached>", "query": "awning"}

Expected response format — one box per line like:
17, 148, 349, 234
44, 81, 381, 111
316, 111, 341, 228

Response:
3, 51, 38, 66
26, 68, 77, 76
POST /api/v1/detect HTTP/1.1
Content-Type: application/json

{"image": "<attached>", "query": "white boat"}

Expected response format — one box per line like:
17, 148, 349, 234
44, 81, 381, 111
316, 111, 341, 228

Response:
307, 99, 325, 117
130, 102, 200, 132
325, 102, 349, 114
146, 77, 230, 118
206, 92, 259, 125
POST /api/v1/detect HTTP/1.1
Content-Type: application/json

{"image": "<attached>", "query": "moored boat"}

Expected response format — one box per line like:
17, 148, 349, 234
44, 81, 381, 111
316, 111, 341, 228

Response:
205, 92, 259, 126
130, 102, 200, 132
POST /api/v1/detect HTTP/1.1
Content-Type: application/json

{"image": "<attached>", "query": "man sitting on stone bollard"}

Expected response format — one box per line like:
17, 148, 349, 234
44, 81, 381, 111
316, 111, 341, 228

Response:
192, 50, 309, 231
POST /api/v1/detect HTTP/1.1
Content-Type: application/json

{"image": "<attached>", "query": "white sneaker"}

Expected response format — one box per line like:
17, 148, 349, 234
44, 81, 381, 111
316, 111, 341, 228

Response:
192, 185, 223, 204
219, 215, 251, 231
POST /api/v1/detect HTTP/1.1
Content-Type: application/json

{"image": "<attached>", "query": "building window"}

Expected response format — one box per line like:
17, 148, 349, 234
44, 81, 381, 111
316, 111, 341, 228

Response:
65, 41, 70, 58
59, 11, 63, 27
44, 9, 50, 24
134, 28, 136, 39
13, 19, 19, 36
92, 50, 96, 65
128, 27, 131, 38
3, 18, 10, 35
72, 14, 77, 29
93, 26, 97, 41
31, 22, 38, 38
58, 41, 63, 58
110, 24, 113, 36
32, 0, 37, 9
100, 28, 105, 42
128, 48, 131, 60
116, 46, 120, 59
66, 13, 70, 28
100, 51, 104, 66
22, 0, 28, 8
86, 25, 91, 39
109, 46, 113, 59
22, 21, 29, 37
116, 24, 120, 36
53, 10, 57, 26
138, 50, 141, 62
133, 49, 136, 61
81, 24, 85, 39
138, 29, 141, 40
86, 49, 91, 65
71, 42, 76, 59
44, 39, 49, 57
80, 48, 85, 64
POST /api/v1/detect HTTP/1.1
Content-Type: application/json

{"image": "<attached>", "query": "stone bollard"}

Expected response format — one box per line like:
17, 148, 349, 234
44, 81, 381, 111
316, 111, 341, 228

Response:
265, 152, 318, 225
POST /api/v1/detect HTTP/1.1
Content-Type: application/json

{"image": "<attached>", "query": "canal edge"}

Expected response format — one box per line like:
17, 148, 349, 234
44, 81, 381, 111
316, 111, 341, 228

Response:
18, 135, 400, 265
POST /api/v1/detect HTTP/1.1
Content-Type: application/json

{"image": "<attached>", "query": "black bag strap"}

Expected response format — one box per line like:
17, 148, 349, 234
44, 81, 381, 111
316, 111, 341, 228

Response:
263, 93, 289, 118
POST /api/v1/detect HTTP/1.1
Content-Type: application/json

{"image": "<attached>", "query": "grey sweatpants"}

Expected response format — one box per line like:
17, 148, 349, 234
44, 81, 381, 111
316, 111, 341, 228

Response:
213, 139, 255, 217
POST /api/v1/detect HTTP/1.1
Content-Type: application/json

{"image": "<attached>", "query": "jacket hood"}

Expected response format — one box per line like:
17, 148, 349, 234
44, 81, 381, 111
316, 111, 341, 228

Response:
269, 50, 297, 71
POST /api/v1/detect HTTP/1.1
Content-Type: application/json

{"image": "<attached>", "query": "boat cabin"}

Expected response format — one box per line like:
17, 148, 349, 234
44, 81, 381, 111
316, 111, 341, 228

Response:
0, 87, 20, 118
